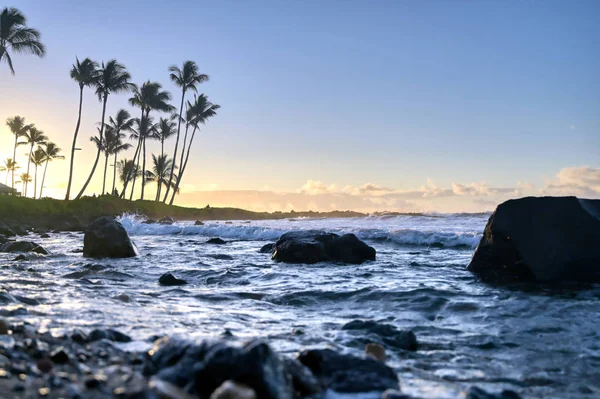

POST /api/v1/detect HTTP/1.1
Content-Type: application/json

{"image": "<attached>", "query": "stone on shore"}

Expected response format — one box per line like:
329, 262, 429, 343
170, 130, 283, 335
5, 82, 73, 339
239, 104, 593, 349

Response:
342, 319, 418, 351
159, 216, 175, 225
271, 230, 376, 264
1, 241, 49, 255
468, 196, 600, 283
207, 237, 227, 245
159, 272, 188, 286
83, 217, 137, 258
194, 220, 204, 226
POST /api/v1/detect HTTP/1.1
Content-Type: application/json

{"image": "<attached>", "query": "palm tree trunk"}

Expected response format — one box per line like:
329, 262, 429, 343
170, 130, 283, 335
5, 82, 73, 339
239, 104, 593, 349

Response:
25, 144, 33, 197
155, 181, 161, 201
178, 122, 190, 185
129, 136, 142, 201
76, 95, 108, 199
112, 152, 118, 194
65, 85, 84, 200
120, 142, 141, 198
102, 152, 109, 195
12, 135, 17, 190
141, 134, 147, 200
170, 125, 197, 205
163, 89, 185, 203
33, 163, 38, 199
40, 160, 49, 198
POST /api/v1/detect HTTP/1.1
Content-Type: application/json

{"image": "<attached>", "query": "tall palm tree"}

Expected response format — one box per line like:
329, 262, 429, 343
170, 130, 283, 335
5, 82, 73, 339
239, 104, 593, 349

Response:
5, 116, 31, 190
169, 94, 220, 205
17, 173, 31, 195
76, 60, 133, 199
118, 159, 140, 197
39, 142, 63, 198
18, 126, 47, 197
1, 159, 18, 185
65, 57, 98, 200
0, 7, 45, 75
129, 81, 173, 200
156, 116, 177, 159
102, 126, 132, 195
145, 154, 175, 201
104, 109, 134, 194
30, 147, 45, 199
127, 115, 156, 200
163, 61, 208, 202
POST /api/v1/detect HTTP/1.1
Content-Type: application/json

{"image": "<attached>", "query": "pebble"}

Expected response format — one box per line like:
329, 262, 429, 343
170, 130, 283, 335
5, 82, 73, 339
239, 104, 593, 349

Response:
210, 380, 257, 399
0, 317, 9, 335
50, 347, 70, 364
37, 358, 54, 373
366, 343, 387, 362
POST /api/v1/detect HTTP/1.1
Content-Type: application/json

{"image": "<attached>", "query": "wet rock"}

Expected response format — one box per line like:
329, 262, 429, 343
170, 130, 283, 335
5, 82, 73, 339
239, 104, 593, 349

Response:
207, 254, 234, 261
465, 386, 522, 399
259, 243, 275, 254
342, 319, 418, 351
0, 234, 9, 244
297, 348, 399, 393
88, 329, 132, 343
143, 219, 157, 224
83, 217, 137, 258
149, 378, 196, 399
50, 347, 70, 364
1, 241, 49, 254
39, 233, 51, 238
382, 390, 420, 399
0, 317, 9, 335
272, 230, 376, 264
468, 196, 600, 283
70, 329, 89, 344
159, 272, 188, 286
159, 217, 176, 225
283, 357, 322, 396
194, 220, 205, 226
210, 380, 257, 399
207, 238, 227, 245
36, 357, 54, 373
0, 226, 16, 237
365, 343, 386, 362
12, 254, 28, 261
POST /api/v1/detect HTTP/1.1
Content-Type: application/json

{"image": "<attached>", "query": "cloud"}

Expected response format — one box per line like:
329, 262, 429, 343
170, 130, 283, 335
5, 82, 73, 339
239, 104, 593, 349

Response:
541, 166, 600, 198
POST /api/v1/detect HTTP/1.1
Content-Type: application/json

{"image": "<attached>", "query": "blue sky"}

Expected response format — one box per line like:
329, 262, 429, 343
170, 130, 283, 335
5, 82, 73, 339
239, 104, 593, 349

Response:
1, 0, 599, 211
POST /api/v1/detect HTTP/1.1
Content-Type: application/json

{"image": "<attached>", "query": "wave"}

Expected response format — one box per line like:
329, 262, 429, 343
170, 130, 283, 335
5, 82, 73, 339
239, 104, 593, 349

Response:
117, 214, 481, 248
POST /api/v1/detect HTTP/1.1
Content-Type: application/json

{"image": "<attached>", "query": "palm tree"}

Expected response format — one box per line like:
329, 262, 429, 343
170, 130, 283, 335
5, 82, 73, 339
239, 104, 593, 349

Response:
129, 81, 173, 200
0, 7, 45, 75
76, 60, 134, 199
169, 94, 220, 205
16, 173, 31, 195
65, 57, 99, 200
156, 116, 177, 159
30, 147, 45, 199
102, 126, 132, 195
145, 154, 175, 201
163, 61, 208, 202
18, 126, 47, 197
127, 115, 156, 200
118, 159, 140, 197
5, 116, 31, 190
104, 109, 134, 194
39, 142, 64, 198
1, 159, 19, 185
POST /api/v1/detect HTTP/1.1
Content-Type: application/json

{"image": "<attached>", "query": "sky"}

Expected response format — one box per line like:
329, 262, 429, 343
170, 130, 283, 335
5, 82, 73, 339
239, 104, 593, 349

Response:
1, 0, 599, 213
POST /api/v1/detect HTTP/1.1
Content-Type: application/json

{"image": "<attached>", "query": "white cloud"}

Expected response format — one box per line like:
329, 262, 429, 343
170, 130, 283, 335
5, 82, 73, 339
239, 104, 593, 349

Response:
541, 166, 600, 198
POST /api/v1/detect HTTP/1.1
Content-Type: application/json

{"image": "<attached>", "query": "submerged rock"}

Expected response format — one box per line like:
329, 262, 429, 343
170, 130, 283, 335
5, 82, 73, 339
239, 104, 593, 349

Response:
88, 328, 132, 343
465, 386, 522, 399
83, 217, 137, 258
271, 230, 376, 264
207, 238, 227, 245
297, 348, 399, 393
342, 319, 418, 351
194, 220, 205, 226
143, 219, 157, 224
259, 243, 275, 254
1, 241, 49, 255
159, 216, 175, 225
468, 196, 600, 283
159, 272, 188, 286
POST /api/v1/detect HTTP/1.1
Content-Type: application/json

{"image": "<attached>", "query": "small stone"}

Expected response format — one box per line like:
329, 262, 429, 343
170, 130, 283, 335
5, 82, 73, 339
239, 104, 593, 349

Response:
37, 358, 54, 373
71, 329, 88, 343
194, 220, 204, 225
12, 254, 27, 261
210, 380, 257, 399
38, 387, 50, 396
85, 373, 107, 389
40, 233, 51, 238
0, 368, 9, 378
0, 317, 9, 335
159, 272, 188, 286
113, 293, 131, 302
207, 237, 227, 245
0, 354, 10, 365
50, 347, 70, 364
66, 384, 82, 399
366, 343, 386, 362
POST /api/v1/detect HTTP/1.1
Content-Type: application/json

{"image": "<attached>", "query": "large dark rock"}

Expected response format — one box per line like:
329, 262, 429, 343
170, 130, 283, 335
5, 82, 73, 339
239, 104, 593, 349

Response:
207, 237, 227, 245
159, 272, 188, 286
272, 230, 376, 264
146, 338, 294, 399
465, 386, 522, 399
83, 217, 137, 258
1, 241, 49, 255
194, 220, 204, 226
468, 197, 600, 283
342, 319, 418, 351
297, 348, 399, 393
158, 217, 175, 225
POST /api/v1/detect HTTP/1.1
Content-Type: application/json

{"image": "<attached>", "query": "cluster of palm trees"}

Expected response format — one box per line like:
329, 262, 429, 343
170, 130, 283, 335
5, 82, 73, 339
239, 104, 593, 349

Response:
4, 116, 64, 198
1, 7, 220, 204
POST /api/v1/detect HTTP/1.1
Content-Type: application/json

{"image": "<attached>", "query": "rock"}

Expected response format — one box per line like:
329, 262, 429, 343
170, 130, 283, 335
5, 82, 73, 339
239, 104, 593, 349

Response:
194, 220, 205, 226
0, 226, 16, 237
89, 329, 132, 343
83, 217, 137, 258
159, 272, 188, 286
50, 347, 70, 364
382, 390, 420, 399
272, 230, 376, 264
0, 234, 9, 244
40, 233, 51, 238
0, 317, 9, 335
37, 357, 54, 373
298, 348, 399, 393
210, 380, 257, 399
12, 254, 27, 261
143, 219, 157, 224
282, 357, 322, 396
149, 378, 196, 399
342, 319, 418, 351
365, 343, 386, 362
465, 386, 522, 399
70, 329, 89, 344
468, 197, 600, 283
207, 238, 227, 245
1, 241, 49, 254
159, 217, 175, 225
259, 243, 275, 254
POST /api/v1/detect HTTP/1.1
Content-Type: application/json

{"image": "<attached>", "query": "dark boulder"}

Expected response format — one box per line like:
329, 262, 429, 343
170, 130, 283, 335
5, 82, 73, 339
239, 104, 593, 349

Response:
194, 220, 204, 226
1, 241, 49, 255
259, 243, 275, 254
0, 226, 16, 237
272, 230, 375, 264
468, 197, 600, 283
207, 238, 227, 245
39, 233, 51, 239
88, 328, 132, 343
297, 348, 399, 393
83, 217, 137, 258
158, 217, 175, 225
342, 319, 418, 351
159, 272, 188, 286
466, 386, 522, 399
